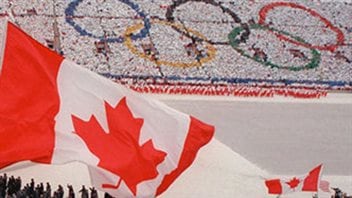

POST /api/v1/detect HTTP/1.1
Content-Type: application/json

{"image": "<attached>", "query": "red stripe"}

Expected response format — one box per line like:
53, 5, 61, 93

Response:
156, 116, 214, 196
302, 164, 322, 191
265, 179, 283, 194
0, 22, 63, 168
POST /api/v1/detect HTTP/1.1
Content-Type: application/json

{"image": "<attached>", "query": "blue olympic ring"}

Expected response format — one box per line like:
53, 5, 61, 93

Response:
65, 0, 150, 42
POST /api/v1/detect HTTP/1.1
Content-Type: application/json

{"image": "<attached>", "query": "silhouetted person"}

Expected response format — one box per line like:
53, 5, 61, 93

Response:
39, 182, 44, 196
0, 174, 6, 198
332, 187, 343, 198
104, 192, 114, 198
90, 187, 98, 198
29, 178, 35, 196
44, 182, 51, 198
56, 185, 64, 198
79, 185, 88, 198
7, 176, 16, 196
67, 184, 75, 198
34, 184, 42, 198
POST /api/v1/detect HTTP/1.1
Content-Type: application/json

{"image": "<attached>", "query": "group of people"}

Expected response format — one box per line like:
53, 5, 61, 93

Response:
1, 173, 351, 198
330, 187, 352, 198
0, 173, 107, 198
0, 0, 351, 92
311, 188, 352, 198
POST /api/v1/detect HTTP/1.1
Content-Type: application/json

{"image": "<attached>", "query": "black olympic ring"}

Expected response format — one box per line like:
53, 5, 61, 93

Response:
165, 0, 250, 45
65, 0, 151, 43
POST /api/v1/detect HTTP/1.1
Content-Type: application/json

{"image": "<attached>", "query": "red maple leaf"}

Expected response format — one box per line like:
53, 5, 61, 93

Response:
286, 177, 301, 189
71, 97, 167, 195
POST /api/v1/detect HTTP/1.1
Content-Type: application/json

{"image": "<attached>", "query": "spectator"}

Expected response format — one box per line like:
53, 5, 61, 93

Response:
68, 184, 75, 198
44, 182, 51, 198
56, 185, 64, 198
90, 187, 98, 198
104, 192, 114, 198
79, 185, 88, 198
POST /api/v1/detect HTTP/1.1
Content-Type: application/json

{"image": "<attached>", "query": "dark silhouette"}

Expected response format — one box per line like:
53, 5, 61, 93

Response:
79, 185, 89, 198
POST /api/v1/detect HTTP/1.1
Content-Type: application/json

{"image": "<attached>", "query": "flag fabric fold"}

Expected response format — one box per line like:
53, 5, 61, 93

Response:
0, 22, 215, 197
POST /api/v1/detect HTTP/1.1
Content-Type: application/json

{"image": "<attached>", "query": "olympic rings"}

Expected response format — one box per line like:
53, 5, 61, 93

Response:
165, 0, 250, 45
65, 0, 150, 42
228, 24, 321, 71
258, 2, 345, 52
124, 19, 216, 67
62, 0, 346, 74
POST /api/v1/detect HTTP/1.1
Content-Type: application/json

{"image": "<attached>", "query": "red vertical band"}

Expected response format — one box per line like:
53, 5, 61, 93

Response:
0, 22, 63, 168
156, 116, 214, 196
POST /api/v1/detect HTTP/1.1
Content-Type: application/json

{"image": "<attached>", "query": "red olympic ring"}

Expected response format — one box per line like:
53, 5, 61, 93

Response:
258, 2, 345, 52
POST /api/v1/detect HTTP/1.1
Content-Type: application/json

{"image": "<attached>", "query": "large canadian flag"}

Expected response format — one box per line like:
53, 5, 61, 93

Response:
0, 22, 215, 197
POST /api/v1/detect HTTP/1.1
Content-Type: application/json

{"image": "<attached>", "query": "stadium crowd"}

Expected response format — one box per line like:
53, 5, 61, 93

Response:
0, 0, 351, 97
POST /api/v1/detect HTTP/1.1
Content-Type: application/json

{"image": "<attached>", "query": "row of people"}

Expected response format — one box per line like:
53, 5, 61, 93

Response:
0, 173, 105, 198
1, 173, 351, 198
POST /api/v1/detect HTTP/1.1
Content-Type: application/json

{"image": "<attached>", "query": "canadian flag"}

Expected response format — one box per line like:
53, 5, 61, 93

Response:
265, 164, 326, 195
0, 22, 215, 197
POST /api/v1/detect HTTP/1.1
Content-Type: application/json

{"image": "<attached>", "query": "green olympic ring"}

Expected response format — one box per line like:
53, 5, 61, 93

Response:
228, 23, 321, 71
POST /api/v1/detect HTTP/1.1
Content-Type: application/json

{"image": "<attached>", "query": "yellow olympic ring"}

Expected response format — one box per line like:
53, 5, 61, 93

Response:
123, 19, 216, 67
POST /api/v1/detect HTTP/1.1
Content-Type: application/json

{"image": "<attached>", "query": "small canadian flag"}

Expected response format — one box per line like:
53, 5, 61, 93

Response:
265, 164, 330, 195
